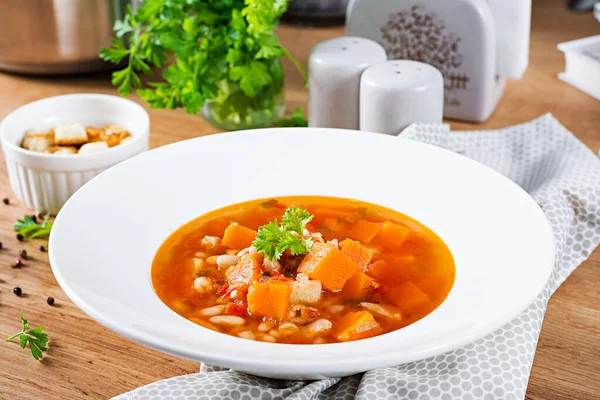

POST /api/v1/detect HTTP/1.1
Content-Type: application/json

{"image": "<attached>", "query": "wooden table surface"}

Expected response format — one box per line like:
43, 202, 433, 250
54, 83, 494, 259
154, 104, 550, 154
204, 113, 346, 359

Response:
0, 1, 598, 399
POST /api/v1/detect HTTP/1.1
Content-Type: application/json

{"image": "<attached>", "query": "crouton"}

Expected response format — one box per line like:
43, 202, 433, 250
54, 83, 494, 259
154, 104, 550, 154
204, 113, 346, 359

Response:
54, 123, 88, 146
86, 127, 106, 142
21, 128, 55, 152
78, 141, 109, 155
104, 125, 130, 146
43, 146, 77, 155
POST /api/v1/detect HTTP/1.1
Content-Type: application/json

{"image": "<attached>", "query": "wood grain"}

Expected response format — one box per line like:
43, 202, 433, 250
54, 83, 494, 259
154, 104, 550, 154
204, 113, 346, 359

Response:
0, 0, 599, 399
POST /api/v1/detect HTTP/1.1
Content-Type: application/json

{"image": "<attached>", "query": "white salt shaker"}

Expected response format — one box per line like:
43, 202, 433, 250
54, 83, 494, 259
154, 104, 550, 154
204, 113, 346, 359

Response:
360, 60, 444, 135
309, 37, 387, 129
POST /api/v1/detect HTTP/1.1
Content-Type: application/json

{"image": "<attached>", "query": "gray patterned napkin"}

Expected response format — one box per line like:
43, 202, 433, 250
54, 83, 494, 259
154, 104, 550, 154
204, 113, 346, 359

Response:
115, 114, 600, 400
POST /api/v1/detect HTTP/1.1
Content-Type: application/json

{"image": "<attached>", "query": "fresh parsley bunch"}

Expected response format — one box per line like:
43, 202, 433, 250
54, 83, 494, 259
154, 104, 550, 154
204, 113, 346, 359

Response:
253, 206, 314, 261
100, 0, 306, 124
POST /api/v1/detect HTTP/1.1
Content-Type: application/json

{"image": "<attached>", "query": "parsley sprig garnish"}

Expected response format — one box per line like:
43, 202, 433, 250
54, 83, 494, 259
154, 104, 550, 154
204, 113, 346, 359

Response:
14, 214, 53, 240
253, 207, 314, 261
5, 313, 49, 360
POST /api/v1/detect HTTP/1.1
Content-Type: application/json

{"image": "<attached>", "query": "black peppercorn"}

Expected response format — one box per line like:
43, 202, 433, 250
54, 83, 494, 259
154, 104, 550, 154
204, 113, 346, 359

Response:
47, 297, 55, 306
3, 198, 9, 205
13, 287, 22, 296
40, 246, 46, 252
0, 242, 3, 250
19, 249, 27, 259
16, 234, 23, 241
31, 215, 37, 224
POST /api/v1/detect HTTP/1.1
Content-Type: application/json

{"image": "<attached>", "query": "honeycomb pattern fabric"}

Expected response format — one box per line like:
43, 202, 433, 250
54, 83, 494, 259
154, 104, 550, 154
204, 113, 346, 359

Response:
115, 114, 600, 400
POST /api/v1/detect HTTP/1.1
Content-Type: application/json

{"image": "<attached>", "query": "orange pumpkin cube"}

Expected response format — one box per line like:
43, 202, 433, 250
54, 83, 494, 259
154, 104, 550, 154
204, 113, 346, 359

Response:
348, 219, 382, 243
247, 281, 292, 319
385, 281, 429, 312
221, 222, 257, 249
340, 271, 376, 300
340, 239, 373, 272
297, 242, 358, 292
333, 311, 383, 342
375, 221, 410, 249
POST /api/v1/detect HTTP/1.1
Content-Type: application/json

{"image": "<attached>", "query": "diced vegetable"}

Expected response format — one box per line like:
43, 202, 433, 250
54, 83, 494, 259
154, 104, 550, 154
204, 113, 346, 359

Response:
297, 242, 358, 292
332, 311, 383, 342
385, 281, 429, 312
222, 222, 258, 249
247, 281, 292, 319
365, 260, 410, 284
225, 254, 261, 292
340, 239, 373, 272
375, 221, 410, 249
348, 219, 382, 243
340, 271, 376, 301
322, 218, 347, 232
289, 279, 322, 304
224, 301, 247, 317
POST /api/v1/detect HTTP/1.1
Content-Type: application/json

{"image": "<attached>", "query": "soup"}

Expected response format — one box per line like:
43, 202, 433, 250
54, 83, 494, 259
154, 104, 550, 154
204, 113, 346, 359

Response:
152, 196, 455, 344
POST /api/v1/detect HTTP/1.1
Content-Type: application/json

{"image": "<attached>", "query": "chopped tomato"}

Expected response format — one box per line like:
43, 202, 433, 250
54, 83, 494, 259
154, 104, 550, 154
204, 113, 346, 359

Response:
225, 301, 247, 317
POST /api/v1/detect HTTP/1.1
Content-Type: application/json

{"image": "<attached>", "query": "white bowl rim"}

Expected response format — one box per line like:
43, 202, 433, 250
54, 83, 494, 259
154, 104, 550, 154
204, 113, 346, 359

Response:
49, 128, 556, 377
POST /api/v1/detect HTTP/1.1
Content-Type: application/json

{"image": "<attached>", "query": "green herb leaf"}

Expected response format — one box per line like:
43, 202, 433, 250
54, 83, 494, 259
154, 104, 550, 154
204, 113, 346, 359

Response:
14, 215, 53, 240
5, 313, 49, 361
277, 107, 308, 127
99, 0, 306, 124
252, 207, 314, 261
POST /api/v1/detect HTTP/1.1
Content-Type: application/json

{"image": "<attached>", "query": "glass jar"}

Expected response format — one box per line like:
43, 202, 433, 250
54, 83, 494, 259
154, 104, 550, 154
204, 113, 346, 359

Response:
201, 64, 285, 131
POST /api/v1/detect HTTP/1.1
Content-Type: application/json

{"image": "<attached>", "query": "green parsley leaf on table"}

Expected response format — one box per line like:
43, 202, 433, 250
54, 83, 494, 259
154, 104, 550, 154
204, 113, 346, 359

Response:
14, 214, 53, 240
253, 207, 314, 261
5, 313, 49, 361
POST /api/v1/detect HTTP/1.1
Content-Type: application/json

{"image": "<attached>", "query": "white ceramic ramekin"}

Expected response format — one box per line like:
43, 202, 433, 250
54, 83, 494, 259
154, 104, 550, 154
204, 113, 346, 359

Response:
0, 94, 150, 214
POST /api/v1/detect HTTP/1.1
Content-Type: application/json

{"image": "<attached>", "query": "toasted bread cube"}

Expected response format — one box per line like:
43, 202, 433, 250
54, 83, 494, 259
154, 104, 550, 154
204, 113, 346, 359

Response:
105, 125, 130, 139
54, 123, 88, 146
78, 141, 109, 155
86, 127, 106, 142
43, 146, 77, 155
21, 128, 55, 152
105, 134, 122, 148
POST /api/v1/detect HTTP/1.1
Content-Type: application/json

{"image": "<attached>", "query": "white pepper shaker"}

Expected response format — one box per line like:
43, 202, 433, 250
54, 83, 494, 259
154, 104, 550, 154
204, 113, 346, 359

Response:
309, 37, 387, 129
360, 60, 444, 135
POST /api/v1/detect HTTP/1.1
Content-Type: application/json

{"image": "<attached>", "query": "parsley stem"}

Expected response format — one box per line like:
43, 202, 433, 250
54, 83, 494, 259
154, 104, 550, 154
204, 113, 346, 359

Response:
281, 45, 308, 83
5, 332, 22, 342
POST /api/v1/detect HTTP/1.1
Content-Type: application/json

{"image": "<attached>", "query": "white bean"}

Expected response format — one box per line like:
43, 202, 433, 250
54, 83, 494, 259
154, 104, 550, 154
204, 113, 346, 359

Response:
209, 315, 246, 327
261, 334, 277, 343
238, 331, 256, 340
327, 305, 346, 314
359, 302, 402, 320
302, 319, 332, 338
278, 322, 299, 336
258, 321, 273, 332
198, 305, 226, 317
237, 248, 250, 257
217, 254, 239, 267
206, 255, 219, 265
313, 337, 327, 344
268, 329, 282, 339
